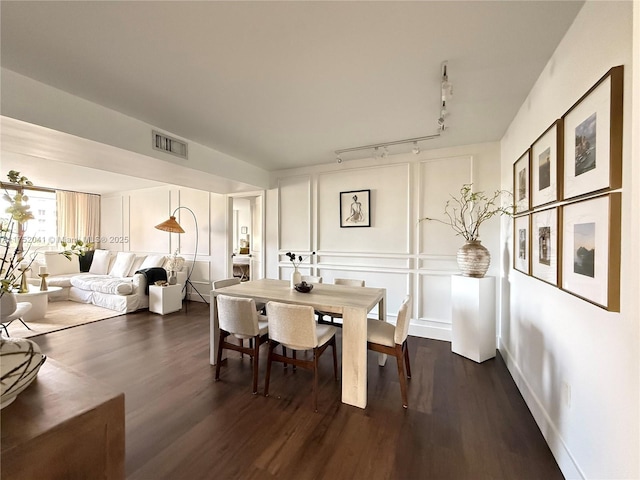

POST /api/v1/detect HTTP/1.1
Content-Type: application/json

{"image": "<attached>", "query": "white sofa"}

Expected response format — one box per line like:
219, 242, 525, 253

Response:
28, 250, 186, 314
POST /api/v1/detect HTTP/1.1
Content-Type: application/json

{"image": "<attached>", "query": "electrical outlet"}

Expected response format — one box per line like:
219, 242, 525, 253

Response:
563, 382, 572, 408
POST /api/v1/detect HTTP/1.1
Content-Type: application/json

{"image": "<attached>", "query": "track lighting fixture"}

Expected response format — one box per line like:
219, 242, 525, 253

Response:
333, 60, 451, 161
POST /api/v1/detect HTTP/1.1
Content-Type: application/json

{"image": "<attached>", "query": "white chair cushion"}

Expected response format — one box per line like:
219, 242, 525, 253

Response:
367, 318, 396, 347
109, 252, 136, 278
89, 249, 111, 275
315, 324, 337, 348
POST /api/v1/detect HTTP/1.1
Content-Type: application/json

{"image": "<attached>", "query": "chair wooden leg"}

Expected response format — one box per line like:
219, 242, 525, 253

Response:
252, 335, 260, 394
215, 330, 225, 381
395, 344, 408, 409
313, 347, 319, 412
404, 341, 412, 379
331, 336, 338, 381
264, 341, 276, 397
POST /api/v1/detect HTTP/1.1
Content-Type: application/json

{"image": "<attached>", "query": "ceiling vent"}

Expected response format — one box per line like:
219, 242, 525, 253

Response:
152, 130, 188, 159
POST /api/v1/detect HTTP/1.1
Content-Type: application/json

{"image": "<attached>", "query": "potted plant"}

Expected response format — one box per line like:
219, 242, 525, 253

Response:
419, 184, 513, 277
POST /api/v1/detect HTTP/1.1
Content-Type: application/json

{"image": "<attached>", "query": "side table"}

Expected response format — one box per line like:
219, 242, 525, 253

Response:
149, 284, 182, 315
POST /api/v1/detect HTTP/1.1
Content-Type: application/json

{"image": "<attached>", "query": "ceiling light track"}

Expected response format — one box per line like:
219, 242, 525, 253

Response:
335, 60, 452, 163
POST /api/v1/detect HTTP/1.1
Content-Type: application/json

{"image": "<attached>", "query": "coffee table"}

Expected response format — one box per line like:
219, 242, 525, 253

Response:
13, 285, 63, 322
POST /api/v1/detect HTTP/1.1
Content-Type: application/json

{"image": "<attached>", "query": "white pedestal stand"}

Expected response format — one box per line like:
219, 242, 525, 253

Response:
451, 275, 496, 363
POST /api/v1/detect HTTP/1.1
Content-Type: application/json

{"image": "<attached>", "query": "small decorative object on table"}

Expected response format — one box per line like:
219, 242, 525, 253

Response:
419, 184, 513, 278
294, 281, 313, 293
38, 266, 49, 291
285, 251, 315, 289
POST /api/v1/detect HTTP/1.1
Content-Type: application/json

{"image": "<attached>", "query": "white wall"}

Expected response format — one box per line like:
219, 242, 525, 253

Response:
499, 2, 638, 478
267, 142, 502, 338
102, 185, 228, 303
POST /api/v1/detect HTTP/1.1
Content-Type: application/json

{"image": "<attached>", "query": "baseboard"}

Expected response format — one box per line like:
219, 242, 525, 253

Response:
409, 322, 451, 342
498, 338, 584, 479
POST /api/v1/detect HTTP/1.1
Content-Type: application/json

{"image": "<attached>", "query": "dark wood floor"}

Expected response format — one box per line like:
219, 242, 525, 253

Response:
31, 302, 563, 479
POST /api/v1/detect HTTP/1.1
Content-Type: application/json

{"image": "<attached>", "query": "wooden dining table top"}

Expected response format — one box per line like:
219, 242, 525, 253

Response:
211, 278, 385, 316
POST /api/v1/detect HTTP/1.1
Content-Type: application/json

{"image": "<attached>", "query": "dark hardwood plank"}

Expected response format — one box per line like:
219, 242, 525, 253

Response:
30, 302, 563, 479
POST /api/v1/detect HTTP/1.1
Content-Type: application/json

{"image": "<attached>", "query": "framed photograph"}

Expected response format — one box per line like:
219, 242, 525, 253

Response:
513, 150, 530, 214
513, 215, 530, 275
562, 65, 623, 200
531, 120, 563, 208
531, 207, 558, 286
560, 193, 621, 311
340, 189, 371, 228
240, 226, 248, 234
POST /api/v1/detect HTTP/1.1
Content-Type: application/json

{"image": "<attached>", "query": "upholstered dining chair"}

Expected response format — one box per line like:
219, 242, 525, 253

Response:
300, 275, 323, 284
213, 277, 266, 313
214, 294, 269, 394
367, 295, 412, 408
0, 302, 33, 337
264, 301, 338, 412
316, 278, 365, 326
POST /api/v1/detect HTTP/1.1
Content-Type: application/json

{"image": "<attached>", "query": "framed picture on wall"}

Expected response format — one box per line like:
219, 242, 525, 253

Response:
340, 189, 371, 228
513, 214, 530, 275
560, 193, 621, 311
531, 207, 558, 286
531, 120, 563, 208
562, 65, 623, 200
513, 150, 530, 214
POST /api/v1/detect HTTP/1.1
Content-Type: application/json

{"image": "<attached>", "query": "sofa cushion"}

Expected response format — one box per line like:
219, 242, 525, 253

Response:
89, 249, 111, 275
44, 272, 90, 288
44, 251, 80, 276
109, 252, 136, 278
70, 275, 134, 295
139, 254, 166, 270
127, 255, 147, 277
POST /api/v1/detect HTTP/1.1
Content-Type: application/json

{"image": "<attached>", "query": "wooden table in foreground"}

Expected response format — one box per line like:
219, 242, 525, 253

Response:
1, 358, 125, 479
210, 278, 386, 409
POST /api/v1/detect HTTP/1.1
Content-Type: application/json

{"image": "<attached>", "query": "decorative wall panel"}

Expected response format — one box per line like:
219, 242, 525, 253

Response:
278, 176, 311, 251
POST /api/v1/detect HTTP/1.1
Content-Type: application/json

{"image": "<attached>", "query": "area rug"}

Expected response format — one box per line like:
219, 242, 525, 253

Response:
5, 301, 123, 339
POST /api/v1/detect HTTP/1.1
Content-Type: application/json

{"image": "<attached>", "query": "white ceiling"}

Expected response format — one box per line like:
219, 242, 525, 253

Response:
1, 1, 584, 176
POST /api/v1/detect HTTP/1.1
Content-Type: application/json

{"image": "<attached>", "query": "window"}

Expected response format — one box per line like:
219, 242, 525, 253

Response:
2, 187, 57, 251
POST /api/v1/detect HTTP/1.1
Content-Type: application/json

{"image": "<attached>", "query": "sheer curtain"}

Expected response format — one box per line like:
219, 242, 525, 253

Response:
56, 190, 100, 245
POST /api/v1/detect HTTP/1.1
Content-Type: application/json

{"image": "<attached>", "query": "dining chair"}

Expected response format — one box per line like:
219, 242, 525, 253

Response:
301, 275, 323, 284
317, 278, 365, 326
367, 295, 412, 408
264, 301, 338, 412
213, 277, 266, 313
0, 302, 33, 337
214, 294, 269, 394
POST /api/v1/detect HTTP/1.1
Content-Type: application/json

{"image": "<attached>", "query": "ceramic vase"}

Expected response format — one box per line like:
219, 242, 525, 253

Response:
457, 240, 491, 278
0, 336, 47, 409
290, 267, 301, 289
168, 271, 178, 285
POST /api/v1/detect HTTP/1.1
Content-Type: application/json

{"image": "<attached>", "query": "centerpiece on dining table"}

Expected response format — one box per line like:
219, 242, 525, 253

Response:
285, 251, 315, 289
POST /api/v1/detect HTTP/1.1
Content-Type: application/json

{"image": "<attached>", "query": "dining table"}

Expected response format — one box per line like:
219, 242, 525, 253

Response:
210, 278, 386, 409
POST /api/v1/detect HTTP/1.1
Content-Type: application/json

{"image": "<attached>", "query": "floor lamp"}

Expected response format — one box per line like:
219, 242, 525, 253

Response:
154, 206, 208, 305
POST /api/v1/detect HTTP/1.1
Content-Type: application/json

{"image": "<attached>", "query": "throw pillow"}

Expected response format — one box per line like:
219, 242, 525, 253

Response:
139, 254, 166, 270
89, 249, 111, 275
127, 255, 147, 277
44, 251, 81, 276
109, 252, 137, 278
79, 250, 94, 272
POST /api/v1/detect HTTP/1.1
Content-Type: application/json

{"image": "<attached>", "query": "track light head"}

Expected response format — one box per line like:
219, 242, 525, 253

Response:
336, 155, 343, 164
412, 141, 420, 155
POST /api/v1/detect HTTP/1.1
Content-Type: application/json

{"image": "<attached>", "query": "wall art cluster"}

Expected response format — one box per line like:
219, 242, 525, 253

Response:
512, 65, 623, 312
